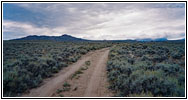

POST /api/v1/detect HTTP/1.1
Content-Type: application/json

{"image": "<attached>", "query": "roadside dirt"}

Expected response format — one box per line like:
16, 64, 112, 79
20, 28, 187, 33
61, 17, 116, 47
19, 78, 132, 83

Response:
22, 48, 113, 97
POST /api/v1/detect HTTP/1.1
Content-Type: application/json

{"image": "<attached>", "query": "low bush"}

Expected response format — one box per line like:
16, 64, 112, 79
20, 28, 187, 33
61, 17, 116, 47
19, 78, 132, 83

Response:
3, 41, 111, 96
107, 42, 185, 97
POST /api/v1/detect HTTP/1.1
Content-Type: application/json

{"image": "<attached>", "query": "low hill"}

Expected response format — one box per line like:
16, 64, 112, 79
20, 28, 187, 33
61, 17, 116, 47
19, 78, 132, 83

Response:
12, 34, 88, 42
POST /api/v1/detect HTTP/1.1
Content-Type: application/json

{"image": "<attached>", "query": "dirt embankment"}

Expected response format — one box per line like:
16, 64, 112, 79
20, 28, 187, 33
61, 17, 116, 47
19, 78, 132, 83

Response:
22, 48, 113, 97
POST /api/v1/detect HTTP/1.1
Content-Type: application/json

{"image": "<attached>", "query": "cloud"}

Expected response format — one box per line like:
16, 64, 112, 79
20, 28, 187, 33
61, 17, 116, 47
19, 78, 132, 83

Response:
3, 20, 67, 39
3, 3, 185, 40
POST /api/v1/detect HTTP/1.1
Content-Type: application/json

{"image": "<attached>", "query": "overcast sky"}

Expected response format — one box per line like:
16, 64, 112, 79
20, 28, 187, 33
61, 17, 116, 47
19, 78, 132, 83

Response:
3, 3, 185, 40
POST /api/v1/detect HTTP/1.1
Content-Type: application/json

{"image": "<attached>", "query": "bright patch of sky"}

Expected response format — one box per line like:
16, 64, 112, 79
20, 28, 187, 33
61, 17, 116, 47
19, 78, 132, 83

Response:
3, 3, 185, 40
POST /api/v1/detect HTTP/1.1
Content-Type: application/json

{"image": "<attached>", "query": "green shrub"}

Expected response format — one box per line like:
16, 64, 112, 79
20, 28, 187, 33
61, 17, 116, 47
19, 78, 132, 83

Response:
3, 41, 109, 96
63, 82, 71, 87
128, 58, 135, 64
56, 89, 62, 94
52, 67, 58, 73
85, 61, 91, 66
107, 42, 185, 97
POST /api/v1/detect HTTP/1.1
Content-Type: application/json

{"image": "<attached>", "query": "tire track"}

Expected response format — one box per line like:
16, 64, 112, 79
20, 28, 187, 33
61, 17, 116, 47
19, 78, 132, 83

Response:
84, 49, 110, 97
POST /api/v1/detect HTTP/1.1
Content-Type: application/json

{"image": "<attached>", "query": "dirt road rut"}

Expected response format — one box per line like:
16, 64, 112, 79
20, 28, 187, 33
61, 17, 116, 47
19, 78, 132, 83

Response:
84, 49, 110, 97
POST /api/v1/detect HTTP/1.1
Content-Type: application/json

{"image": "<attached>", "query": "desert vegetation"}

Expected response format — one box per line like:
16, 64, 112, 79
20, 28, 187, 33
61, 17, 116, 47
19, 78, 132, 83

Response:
3, 40, 185, 97
70, 61, 91, 80
3, 40, 110, 96
107, 41, 185, 97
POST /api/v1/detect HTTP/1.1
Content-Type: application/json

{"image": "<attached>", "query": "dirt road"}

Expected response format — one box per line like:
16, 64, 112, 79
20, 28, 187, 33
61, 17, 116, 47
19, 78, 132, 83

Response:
84, 49, 110, 97
22, 48, 113, 97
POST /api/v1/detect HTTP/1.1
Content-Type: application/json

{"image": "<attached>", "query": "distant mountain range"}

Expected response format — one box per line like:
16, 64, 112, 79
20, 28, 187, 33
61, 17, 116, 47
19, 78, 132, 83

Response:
136, 38, 168, 42
13, 34, 88, 42
11, 34, 185, 42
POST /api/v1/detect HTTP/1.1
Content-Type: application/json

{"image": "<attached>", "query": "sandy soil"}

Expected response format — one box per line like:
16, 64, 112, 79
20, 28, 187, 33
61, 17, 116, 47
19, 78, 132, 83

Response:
22, 48, 113, 97
84, 48, 112, 97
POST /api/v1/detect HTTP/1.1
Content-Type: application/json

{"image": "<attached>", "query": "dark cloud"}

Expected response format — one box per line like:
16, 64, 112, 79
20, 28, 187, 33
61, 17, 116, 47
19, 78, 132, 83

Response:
3, 3, 185, 40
